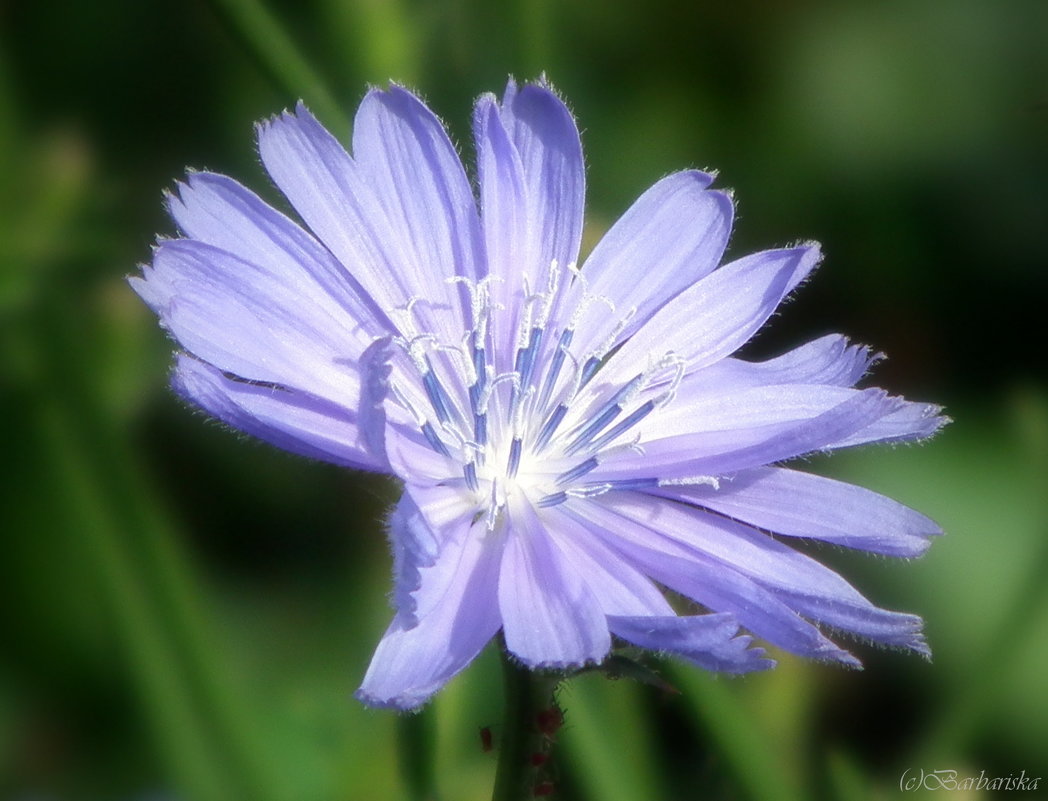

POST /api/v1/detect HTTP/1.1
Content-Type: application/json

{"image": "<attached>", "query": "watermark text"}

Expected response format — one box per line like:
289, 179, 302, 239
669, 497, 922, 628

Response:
900, 768, 1041, 792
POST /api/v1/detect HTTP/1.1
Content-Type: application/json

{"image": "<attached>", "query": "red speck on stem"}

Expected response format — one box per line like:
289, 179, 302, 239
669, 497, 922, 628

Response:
535, 707, 563, 736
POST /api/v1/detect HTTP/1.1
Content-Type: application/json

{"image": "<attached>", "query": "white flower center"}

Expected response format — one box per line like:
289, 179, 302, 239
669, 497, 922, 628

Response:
383, 261, 686, 528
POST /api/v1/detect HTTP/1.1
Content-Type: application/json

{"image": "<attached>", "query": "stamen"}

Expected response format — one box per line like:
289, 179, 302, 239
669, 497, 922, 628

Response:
471, 346, 487, 393
536, 328, 574, 413
565, 483, 613, 499
578, 356, 602, 387
435, 342, 475, 385
507, 437, 523, 479
533, 259, 560, 330
473, 410, 488, 450
485, 481, 502, 531
516, 328, 542, 393
422, 368, 454, 424
577, 306, 638, 388
464, 460, 480, 491
439, 420, 475, 454
563, 375, 645, 454
578, 477, 659, 492
537, 491, 567, 508
534, 404, 568, 451
510, 327, 542, 415
389, 382, 428, 428
421, 421, 451, 457
658, 475, 721, 489
584, 399, 657, 454
565, 403, 622, 455
556, 456, 599, 486
510, 386, 535, 439
478, 371, 521, 412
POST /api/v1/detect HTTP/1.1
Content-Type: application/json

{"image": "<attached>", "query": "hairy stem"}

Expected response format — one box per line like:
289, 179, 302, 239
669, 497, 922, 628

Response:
492, 647, 563, 801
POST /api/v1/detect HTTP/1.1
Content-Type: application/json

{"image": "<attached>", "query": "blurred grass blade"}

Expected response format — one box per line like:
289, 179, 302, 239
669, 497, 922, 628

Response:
559, 674, 668, 801
668, 666, 803, 801
320, 0, 421, 86
918, 389, 1048, 761
205, 0, 348, 131
27, 290, 287, 801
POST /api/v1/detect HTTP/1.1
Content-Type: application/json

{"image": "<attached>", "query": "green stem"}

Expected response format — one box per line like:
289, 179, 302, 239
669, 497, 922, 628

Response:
397, 709, 437, 801
492, 648, 562, 801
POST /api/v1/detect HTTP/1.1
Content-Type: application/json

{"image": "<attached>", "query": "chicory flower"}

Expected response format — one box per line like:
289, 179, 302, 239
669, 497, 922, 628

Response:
132, 79, 946, 710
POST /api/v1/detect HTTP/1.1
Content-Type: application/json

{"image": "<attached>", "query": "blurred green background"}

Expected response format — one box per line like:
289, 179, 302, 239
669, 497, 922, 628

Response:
2, 0, 1047, 798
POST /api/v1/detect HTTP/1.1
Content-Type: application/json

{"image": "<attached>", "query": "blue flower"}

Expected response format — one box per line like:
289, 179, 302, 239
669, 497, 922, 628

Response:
132, 79, 947, 710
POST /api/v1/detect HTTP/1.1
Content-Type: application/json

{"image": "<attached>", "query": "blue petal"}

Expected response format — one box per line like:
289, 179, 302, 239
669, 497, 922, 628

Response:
256, 101, 475, 346
166, 171, 387, 341
171, 354, 381, 470
692, 334, 880, 391
565, 496, 861, 665
830, 399, 948, 447
656, 466, 941, 557
591, 244, 822, 389
472, 80, 586, 369
352, 85, 484, 290
573, 170, 733, 360
590, 387, 903, 482
499, 500, 611, 667
540, 506, 675, 616
608, 614, 773, 673
600, 492, 929, 655
384, 492, 441, 625
356, 496, 501, 710
134, 240, 365, 403
473, 92, 531, 367
497, 79, 584, 289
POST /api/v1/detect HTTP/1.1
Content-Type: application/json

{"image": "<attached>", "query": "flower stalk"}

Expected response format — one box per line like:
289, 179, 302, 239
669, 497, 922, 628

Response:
493, 647, 564, 801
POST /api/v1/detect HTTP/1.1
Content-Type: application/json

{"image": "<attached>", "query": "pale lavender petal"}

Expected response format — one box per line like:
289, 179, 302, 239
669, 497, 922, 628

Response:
599, 492, 928, 654
256, 103, 468, 345
384, 491, 441, 625
607, 490, 926, 654
589, 387, 902, 482
497, 79, 584, 283
356, 504, 501, 710
382, 424, 458, 484
657, 466, 940, 557
592, 244, 822, 389
608, 614, 773, 673
693, 334, 880, 391
573, 171, 733, 359
166, 171, 386, 342
473, 93, 531, 365
566, 497, 858, 664
499, 501, 611, 667
652, 384, 887, 436
172, 354, 379, 470
352, 85, 484, 288
831, 399, 949, 447
541, 506, 675, 616
134, 240, 362, 403
781, 590, 929, 655
356, 337, 396, 469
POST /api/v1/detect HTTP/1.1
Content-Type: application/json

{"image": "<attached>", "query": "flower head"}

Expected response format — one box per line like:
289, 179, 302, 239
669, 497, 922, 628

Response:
132, 79, 947, 710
